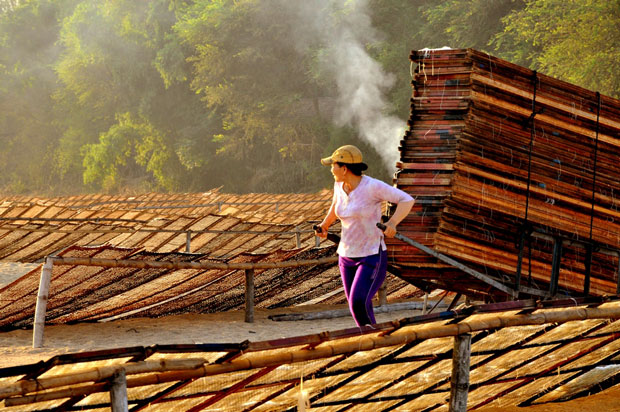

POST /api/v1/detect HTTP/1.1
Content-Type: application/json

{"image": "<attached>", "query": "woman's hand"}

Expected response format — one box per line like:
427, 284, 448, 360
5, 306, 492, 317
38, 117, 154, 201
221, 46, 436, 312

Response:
314, 224, 328, 239
383, 222, 397, 238
383, 199, 414, 238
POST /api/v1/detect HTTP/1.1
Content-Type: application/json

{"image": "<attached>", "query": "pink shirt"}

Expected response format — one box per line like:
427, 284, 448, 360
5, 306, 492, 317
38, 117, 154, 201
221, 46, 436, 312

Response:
333, 175, 413, 258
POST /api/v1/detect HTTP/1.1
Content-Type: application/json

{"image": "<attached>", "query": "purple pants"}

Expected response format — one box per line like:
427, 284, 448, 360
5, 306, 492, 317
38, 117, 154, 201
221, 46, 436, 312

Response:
338, 249, 387, 327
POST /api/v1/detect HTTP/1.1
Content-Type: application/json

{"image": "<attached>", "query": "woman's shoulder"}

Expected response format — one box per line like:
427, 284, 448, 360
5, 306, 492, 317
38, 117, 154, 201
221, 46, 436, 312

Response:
361, 175, 388, 187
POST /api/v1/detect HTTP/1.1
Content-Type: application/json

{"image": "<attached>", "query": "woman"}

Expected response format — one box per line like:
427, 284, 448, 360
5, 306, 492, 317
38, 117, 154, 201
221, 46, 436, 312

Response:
316, 145, 414, 327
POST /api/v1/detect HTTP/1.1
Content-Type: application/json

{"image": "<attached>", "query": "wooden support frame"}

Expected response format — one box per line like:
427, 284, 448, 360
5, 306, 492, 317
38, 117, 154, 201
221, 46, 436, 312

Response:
30, 254, 339, 343
378, 283, 387, 307
6, 299, 620, 409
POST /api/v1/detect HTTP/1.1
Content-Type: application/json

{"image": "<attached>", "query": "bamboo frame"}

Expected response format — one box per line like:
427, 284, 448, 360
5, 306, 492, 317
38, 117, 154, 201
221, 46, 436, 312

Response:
8, 304, 620, 406
30, 254, 339, 347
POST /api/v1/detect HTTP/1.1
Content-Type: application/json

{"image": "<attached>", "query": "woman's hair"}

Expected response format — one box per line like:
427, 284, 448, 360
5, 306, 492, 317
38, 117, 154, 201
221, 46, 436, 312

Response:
336, 162, 367, 176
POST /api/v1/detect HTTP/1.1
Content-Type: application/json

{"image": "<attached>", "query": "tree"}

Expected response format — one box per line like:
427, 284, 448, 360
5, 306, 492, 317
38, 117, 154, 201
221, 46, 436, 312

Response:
0, 0, 72, 193
495, 0, 620, 97
55, 0, 217, 192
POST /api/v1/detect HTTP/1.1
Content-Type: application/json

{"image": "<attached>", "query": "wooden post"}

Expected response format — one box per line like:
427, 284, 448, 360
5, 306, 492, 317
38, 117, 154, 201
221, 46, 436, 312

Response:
616, 251, 620, 295
245, 269, 254, 323
378, 282, 387, 306
549, 237, 563, 297
109, 368, 128, 412
32, 257, 53, 348
449, 334, 471, 412
422, 292, 429, 315
584, 244, 593, 296
185, 231, 191, 253
295, 227, 301, 248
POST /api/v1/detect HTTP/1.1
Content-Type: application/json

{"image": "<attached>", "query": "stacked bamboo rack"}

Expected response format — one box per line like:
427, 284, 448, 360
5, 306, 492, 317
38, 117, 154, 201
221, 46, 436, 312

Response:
387, 48, 620, 300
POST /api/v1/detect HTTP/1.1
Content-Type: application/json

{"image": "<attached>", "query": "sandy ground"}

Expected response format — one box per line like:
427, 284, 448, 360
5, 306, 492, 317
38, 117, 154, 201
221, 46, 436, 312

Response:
0, 304, 419, 368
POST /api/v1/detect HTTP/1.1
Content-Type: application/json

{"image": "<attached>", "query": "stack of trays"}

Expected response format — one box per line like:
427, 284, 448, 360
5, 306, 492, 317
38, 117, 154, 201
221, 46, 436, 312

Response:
387, 48, 620, 299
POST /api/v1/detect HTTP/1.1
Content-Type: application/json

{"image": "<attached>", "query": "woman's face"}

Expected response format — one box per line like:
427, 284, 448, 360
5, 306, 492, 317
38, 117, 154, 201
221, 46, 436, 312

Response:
331, 163, 346, 182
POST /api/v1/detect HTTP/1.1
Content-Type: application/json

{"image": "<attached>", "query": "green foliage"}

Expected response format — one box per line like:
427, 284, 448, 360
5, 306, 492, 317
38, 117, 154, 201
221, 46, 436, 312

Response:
0, 0, 618, 195
418, 0, 524, 51
495, 0, 620, 97
83, 113, 176, 191
0, 0, 71, 193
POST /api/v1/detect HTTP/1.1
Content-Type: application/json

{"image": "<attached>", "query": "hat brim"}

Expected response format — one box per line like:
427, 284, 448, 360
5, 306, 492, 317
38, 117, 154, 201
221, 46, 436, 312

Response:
320, 157, 334, 166
321, 157, 368, 171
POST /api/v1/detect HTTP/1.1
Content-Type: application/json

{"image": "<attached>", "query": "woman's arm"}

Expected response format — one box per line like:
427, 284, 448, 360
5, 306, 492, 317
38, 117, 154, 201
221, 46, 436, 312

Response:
316, 198, 338, 238
383, 199, 414, 238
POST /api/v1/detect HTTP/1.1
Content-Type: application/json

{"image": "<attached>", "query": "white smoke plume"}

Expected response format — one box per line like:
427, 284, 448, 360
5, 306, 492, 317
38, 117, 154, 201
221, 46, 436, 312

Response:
269, 0, 405, 171
329, 27, 405, 171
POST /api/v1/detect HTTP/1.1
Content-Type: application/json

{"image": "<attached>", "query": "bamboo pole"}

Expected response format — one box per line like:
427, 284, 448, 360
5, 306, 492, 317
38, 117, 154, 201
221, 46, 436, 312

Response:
0, 358, 205, 399
268, 300, 448, 321
49, 255, 338, 271
0, 226, 323, 236
32, 258, 53, 348
6, 304, 620, 406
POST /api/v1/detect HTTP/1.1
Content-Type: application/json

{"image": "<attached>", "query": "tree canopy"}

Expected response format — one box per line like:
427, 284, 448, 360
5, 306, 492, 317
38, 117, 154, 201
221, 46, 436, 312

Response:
0, 0, 618, 194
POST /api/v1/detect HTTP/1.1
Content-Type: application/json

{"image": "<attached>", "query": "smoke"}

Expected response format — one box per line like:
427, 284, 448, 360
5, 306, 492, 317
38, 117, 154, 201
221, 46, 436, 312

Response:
328, 24, 405, 171
267, 0, 405, 171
